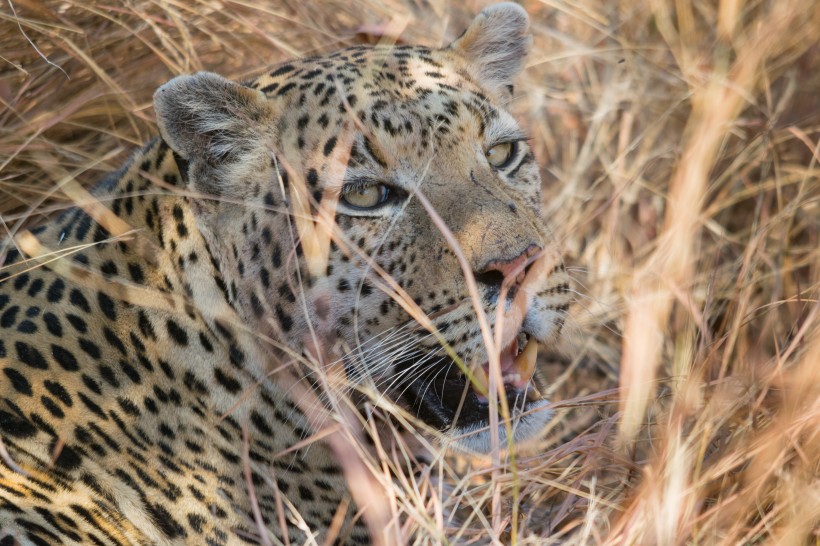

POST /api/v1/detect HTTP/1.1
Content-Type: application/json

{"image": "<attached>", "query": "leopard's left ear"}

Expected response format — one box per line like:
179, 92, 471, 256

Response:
448, 3, 531, 98
153, 72, 275, 196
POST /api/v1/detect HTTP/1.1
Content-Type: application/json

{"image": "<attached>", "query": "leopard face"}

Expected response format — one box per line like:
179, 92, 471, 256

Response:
154, 2, 570, 453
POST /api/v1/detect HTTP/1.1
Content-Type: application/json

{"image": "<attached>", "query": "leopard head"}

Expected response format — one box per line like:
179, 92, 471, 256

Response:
153, 3, 571, 453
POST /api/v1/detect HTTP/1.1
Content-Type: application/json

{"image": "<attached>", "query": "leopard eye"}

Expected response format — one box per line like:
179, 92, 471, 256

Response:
341, 183, 390, 210
485, 141, 517, 169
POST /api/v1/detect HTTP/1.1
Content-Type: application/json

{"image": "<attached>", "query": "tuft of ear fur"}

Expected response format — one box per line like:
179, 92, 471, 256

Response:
154, 71, 275, 174
448, 3, 531, 97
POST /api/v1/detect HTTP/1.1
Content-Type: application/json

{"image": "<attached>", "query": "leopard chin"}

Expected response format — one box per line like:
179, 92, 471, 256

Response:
449, 400, 553, 454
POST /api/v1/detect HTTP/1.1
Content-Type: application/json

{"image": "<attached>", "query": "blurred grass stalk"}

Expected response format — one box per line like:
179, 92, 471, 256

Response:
617, 0, 819, 543
621, 0, 802, 445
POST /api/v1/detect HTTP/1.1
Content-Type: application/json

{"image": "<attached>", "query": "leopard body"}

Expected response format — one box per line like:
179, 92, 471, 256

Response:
0, 4, 570, 544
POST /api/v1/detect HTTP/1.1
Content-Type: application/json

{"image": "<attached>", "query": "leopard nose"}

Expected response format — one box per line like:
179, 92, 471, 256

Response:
474, 243, 541, 291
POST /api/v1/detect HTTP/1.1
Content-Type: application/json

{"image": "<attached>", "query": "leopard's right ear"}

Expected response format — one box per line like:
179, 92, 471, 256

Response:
448, 3, 531, 99
153, 72, 275, 194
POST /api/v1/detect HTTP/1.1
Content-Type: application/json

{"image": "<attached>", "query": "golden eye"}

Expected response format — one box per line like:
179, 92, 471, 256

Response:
486, 141, 517, 168
341, 183, 390, 210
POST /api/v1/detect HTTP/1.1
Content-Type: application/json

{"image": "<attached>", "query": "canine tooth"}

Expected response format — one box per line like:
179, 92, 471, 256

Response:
512, 338, 538, 382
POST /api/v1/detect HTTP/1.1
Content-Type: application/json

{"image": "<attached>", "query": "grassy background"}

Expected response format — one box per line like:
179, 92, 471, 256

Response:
2, 0, 819, 544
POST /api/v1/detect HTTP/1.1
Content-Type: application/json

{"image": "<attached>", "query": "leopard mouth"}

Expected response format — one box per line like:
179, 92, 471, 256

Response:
390, 332, 550, 448
468, 332, 542, 404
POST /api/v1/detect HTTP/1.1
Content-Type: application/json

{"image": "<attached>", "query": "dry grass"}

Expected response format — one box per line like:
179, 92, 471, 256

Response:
2, 0, 819, 544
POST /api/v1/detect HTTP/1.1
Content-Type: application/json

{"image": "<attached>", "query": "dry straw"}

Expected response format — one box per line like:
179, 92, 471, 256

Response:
2, 0, 819, 544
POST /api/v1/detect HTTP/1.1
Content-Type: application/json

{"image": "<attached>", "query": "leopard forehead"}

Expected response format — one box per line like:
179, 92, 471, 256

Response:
250, 45, 524, 178
253, 45, 493, 121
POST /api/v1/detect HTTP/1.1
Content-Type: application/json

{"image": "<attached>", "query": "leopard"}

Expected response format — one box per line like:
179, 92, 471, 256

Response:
0, 3, 571, 545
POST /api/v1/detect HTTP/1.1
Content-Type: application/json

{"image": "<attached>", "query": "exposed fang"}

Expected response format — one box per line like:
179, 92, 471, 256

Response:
512, 338, 538, 383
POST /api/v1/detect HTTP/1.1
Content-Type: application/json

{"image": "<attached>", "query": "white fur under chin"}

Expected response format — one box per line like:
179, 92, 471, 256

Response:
446, 399, 553, 454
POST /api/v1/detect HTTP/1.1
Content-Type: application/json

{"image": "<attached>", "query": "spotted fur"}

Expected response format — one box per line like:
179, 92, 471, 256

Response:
0, 4, 571, 545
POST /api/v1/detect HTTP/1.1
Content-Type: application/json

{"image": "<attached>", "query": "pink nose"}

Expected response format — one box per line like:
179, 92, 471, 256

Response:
476, 243, 541, 289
